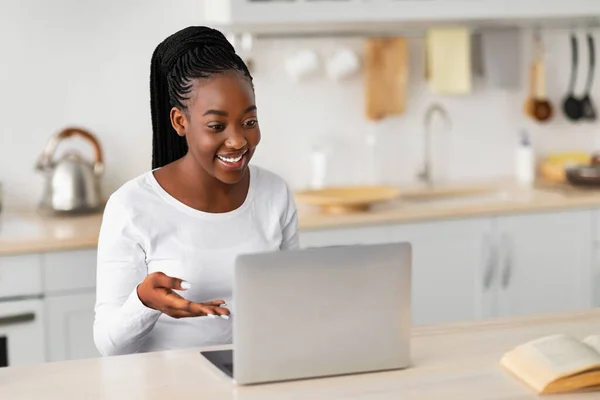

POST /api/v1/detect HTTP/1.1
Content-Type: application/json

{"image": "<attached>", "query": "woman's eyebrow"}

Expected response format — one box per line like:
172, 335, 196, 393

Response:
202, 109, 228, 117
202, 105, 256, 117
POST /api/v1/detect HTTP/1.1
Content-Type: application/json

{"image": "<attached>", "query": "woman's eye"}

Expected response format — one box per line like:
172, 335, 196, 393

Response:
244, 119, 258, 128
208, 124, 225, 131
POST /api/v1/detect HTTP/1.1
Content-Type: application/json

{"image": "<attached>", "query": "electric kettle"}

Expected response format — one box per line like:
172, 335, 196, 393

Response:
35, 127, 105, 215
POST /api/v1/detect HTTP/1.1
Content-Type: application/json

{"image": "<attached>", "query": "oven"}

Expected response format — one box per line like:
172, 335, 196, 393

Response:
0, 298, 45, 367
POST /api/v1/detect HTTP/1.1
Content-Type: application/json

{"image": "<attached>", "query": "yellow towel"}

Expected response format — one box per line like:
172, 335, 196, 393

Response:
426, 27, 472, 94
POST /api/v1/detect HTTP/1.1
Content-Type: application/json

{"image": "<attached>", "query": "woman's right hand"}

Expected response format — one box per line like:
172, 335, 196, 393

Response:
137, 272, 230, 319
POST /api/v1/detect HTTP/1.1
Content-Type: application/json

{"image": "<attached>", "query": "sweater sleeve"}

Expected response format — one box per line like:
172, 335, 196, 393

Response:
280, 185, 300, 250
93, 196, 161, 356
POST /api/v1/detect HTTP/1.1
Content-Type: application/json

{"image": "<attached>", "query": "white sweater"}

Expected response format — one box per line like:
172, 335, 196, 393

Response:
93, 165, 299, 356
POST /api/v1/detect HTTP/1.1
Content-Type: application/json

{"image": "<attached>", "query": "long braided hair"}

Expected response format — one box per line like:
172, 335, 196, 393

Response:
149, 26, 253, 169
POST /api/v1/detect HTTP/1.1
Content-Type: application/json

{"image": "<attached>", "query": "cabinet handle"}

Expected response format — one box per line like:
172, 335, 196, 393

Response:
0, 312, 35, 327
483, 235, 496, 290
501, 234, 513, 289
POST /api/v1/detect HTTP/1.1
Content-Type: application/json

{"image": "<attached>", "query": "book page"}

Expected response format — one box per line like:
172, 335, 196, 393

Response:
501, 334, 600, 393
583, 335, 600, 354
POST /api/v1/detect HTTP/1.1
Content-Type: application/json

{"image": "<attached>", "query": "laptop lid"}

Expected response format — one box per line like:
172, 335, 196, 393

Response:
232, 242, 412, 385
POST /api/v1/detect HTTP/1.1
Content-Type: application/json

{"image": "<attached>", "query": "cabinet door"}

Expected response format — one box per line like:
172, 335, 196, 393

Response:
42, 249, 97, 294
44, 293, 99, 362
496, 210, 593, 317
405, 218, 494, 325
301, 217, 494, 326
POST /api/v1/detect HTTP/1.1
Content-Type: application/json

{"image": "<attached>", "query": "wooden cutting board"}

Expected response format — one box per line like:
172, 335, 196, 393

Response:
364, 37, 408, 121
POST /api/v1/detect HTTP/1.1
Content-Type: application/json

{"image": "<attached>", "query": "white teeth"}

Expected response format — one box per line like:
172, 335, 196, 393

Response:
217, 151, 246, 164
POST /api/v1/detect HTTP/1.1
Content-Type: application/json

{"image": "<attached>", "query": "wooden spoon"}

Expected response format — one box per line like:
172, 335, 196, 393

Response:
533, 57, 553, 122
523, 61, 537, 117
531, 32, 553, 123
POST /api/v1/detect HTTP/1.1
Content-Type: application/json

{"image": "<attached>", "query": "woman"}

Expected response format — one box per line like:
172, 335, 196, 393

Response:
93, 26, 299, 356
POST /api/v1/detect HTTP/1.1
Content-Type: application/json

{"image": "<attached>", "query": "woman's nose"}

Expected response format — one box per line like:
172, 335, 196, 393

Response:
225, 129, 247, 149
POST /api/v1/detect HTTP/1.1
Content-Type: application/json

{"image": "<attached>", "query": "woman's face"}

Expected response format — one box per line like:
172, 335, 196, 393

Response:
171, 71, 260, 185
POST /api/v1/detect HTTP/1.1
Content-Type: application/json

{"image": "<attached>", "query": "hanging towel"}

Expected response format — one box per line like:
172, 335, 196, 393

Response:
481, 28, 521, 89
426, 27, 472, 94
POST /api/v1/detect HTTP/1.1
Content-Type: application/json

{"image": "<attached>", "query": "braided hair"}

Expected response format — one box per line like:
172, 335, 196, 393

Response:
149, 26, 253, 169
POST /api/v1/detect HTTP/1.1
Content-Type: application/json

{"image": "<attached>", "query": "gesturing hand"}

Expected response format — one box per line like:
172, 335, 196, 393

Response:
137, 272, 230, 319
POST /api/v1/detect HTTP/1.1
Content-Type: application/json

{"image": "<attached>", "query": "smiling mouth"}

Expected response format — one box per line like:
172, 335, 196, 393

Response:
216, 149, 247, 164
215, 149, 249, 170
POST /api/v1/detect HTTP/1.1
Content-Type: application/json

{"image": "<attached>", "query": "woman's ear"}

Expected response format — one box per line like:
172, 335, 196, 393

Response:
170, 107, 187, 137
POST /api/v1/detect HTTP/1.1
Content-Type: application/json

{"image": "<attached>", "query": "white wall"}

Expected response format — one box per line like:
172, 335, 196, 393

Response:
1, 0, 599, 209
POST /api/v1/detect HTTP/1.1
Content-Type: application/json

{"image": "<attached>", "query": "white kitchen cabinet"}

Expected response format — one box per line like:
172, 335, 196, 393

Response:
300, 217, 494, 325
42, 249, 97, 294
0, 254, 43, 299
300, 208, 596, 326
44, 292, 98, 363
403, 218, 494, 325
202, 0, 600, 33
0, 249, 99, 364
39, 248, 99, 363
494, 210, 593, 318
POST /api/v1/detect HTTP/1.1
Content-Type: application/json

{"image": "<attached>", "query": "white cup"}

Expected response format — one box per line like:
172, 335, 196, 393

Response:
284, 50, 320, 82
326, 48, 360, 81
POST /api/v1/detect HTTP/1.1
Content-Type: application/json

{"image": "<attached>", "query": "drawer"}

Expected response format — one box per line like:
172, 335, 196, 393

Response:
42, 249, 97, 293
0, 254, 43, 298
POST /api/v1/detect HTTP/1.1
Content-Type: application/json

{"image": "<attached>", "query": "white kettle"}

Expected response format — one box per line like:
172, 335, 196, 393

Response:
35, 127, 105, 215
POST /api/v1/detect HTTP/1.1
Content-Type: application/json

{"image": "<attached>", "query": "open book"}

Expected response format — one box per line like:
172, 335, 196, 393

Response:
500, 334, 600, 394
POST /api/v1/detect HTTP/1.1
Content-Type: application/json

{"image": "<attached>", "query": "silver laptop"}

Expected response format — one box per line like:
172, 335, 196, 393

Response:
200, 242, 412, 385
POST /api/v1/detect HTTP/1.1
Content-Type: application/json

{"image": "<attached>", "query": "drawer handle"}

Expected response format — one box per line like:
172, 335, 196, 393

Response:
0, 312, 35, 327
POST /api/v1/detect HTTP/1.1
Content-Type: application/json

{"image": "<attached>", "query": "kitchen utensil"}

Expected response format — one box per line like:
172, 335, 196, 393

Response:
533, 57, 553, 122
481, 28, 521, 89
538, 152, 591, 183
35, 127, 104, 215
426, 27, 471, 94
565, 165, 600, 188
525, 31, 553, 122
563, 34, 583, 121
580, 33, 597, 121
295, 185, 401, 214
524, 62, 537, 117
364, 37, 408, 120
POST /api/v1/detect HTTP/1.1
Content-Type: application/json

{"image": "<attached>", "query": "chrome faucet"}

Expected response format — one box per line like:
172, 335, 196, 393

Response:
417, 103, 452, 186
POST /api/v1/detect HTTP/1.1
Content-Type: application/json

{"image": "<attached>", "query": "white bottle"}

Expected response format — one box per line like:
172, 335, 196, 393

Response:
310, 146, 328, 190
515, 130, 535, 186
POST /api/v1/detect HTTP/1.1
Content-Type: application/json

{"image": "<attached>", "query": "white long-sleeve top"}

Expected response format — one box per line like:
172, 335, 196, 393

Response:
93, 165, 299, 356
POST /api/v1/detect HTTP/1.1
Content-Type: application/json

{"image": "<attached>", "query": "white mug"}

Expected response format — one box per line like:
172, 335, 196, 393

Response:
326, 48, 360, 81
284, 50, 320, 82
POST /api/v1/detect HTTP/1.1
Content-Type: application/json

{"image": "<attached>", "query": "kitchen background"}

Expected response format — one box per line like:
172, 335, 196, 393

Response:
2, 0, 600, 208
3, 0, 600, 370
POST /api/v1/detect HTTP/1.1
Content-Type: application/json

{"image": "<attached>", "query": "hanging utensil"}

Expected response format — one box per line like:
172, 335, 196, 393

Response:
563, 33, 583, 121
532, 32, 553, 123
580, 33, 597, 121
524, 61, 536, 118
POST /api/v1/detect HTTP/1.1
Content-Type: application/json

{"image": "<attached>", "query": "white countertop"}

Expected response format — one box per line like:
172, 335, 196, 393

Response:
2, 309, 599, 399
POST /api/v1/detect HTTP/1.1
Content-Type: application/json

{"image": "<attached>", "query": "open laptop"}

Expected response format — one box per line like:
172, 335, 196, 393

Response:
200, 242, 412, 385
